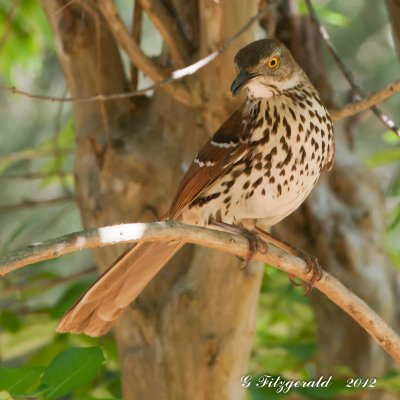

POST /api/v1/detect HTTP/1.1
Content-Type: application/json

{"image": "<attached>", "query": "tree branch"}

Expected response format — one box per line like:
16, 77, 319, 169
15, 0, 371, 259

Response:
130, 0, 143, 91
0, 5, 268, 106
96, 0, 166, 81
305, 0, 400, 137
0, 171, 73, 180
96, 0, 195, 105
1, 221, 400, 362
331, 79, 400, 121
10, 2, 400, 122
138, 0, 189, 68
0, 147, 72, 162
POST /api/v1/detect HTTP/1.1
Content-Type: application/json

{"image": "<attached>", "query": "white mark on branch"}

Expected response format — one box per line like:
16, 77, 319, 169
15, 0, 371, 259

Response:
0, 5, 270, 104
0, 221, 400, 362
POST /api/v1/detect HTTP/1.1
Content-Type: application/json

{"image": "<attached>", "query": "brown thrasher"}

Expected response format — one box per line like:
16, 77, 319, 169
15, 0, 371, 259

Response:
57, 39, 334, 336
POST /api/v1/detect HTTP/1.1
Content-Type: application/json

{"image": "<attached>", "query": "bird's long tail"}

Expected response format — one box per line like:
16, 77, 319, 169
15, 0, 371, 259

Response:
56, 241, 184, 336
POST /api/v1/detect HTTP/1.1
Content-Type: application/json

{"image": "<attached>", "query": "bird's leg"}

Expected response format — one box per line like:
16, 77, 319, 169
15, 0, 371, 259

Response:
254, 227, 323, 294
211, 220, 267, 270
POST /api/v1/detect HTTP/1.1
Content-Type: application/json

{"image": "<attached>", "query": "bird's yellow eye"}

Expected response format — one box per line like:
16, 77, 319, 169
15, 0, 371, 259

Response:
267, 56, 280, 69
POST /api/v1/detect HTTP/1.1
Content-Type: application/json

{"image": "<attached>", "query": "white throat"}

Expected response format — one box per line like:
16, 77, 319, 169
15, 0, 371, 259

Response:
244, 81, 274, 98
245, 75, 301, 99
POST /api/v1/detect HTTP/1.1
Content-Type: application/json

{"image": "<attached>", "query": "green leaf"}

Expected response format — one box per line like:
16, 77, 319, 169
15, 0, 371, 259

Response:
383, 131, 400, 144
27, 337, 69, 368
0, 310, 22, 332
249, 385, 290, 400
297, 1, 350, 26
365, 147, 400, 167
282, 342, 316, 362
388, 205, 400, 231
297, 378, 367, 398
42, 347, 105, 400
318, 8, 350, 27
0, 0, 53, 81
0, 366, 44, 396
376, 370, 400, 393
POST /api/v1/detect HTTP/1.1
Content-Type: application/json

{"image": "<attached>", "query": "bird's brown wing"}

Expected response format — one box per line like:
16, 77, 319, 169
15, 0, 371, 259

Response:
168, 107, 250, 219
57, 106, 251, 336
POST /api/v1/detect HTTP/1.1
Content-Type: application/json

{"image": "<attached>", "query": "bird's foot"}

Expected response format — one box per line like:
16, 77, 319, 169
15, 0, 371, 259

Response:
253, 227, 323, 294
211, 221, 267, 270
238, 228, 268, 270
292, 248, 323, 295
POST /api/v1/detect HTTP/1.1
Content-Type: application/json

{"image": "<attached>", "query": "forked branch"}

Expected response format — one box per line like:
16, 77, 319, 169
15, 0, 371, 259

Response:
138, 0, 189, 67
1, 221, 399, 362
96, 0, 195, 105
97, 0, 166, 81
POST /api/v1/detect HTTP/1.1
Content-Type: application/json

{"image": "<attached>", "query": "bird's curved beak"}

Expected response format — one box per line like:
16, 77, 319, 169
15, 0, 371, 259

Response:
230, 70, 259, 96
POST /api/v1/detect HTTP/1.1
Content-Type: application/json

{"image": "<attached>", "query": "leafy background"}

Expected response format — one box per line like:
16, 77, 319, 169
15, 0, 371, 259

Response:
0, 0, 399, 399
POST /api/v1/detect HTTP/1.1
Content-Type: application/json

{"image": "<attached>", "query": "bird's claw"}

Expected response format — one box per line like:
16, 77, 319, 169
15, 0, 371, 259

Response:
301, 252, 323, 295
287, 250, 322, 295
210, 220, 267, 271
240, 229, 267, 271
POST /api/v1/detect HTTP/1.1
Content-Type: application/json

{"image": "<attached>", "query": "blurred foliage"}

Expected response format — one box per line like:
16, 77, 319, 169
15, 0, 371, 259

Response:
247, 269, 400, 399
0, 0, 399, 399
298, 0, 350, 27
0, 0, 52, 82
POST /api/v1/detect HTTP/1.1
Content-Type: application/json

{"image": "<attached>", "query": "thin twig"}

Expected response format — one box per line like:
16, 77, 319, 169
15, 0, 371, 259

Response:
52, 89, 71, 194
0, 147, 73, 163
138, 0, 188, 67
0, 171, 73, 180
0, 221, 399, 362
0, 83, 153, 103
331, 79, 400, 121
131, 0, 143, 91
93, 8, 111, 144
305, 0, 400, 137
0, 0, 19, 54
0, 196, 75, 213
1, 5, 269, 105
4, 76, 400, 123
51, 0, 77, 17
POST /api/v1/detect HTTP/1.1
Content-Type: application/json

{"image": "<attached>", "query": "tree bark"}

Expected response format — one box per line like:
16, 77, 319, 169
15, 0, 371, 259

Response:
41, 1, 263, 399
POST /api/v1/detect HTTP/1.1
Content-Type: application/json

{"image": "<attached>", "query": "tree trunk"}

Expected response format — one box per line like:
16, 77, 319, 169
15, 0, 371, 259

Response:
41, 1, 399, 399
41, 1, 263, 399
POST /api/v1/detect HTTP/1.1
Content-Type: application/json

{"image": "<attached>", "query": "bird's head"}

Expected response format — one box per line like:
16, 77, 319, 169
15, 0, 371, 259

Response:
231, 39, 304, 98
